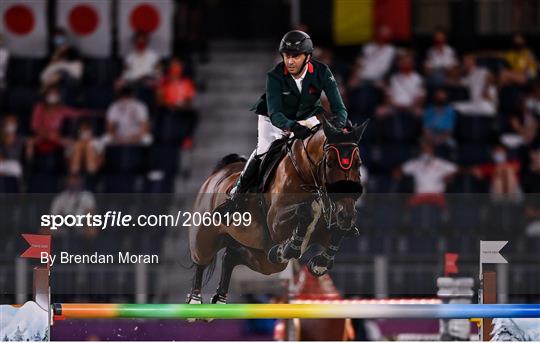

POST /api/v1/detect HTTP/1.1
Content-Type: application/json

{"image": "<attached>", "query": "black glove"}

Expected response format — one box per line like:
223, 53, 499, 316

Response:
291, 123, 311, 140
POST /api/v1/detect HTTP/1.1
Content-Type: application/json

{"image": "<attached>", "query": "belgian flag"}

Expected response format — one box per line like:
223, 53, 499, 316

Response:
333, 0, 411, 45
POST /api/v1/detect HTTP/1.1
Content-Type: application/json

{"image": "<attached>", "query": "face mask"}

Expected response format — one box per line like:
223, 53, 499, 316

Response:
493, 152, 507, 164
169, 64, 183, 77
135, 41, 147, 51
4, 123, 17, 134
400, 64, 413, 73
46, 94, 60, 105
434, 36, 446, 46
54, 35, 67, 47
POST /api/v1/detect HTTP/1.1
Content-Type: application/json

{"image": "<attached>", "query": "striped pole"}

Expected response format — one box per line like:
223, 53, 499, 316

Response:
53, 303, 540, 320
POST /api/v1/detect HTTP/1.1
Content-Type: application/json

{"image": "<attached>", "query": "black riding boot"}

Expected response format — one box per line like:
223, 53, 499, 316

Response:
215, 151, 261, 215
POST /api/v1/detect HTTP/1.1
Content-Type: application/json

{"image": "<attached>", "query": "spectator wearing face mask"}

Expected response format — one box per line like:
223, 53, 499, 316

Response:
499, 33, 538, 86
348, 26, 396, 88
121, 31, 159, 84
27, 86, 89, 158
42, 28, 83, 87
0, 115, 24, 179
69, 121, 103, 175
424, 30, 458, 86
50, 174, 96, 229
506, 82, 540, 147
473, 144, 522, 203
378, 53, 425, 117
103, 85, 152, 146
156, 57, 198, 139
423, 88, 456, 146
453, 54, 497, 116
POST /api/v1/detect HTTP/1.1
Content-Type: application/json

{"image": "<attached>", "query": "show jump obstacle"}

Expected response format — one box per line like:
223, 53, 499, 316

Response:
3, 239, 538, 342
51, 303, 540, 320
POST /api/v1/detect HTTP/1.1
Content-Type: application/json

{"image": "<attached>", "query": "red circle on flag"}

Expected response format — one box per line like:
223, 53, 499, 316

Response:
130, 4, 160, 33
4, 5, 35, 35
69, 4, 99, 36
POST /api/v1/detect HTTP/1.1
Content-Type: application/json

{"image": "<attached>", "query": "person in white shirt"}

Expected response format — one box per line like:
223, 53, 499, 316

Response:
103, 86, 152, 146
378, 53, 425, 116
348, 26, 396, 86
453, 54, 497, 116
121, 32, 159, 83
424, 30, 458, 85
40, 46, 83, 87
402, 140, 457, 194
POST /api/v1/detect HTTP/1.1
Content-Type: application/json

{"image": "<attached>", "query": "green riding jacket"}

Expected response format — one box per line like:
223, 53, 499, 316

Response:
251, 59, 348, 130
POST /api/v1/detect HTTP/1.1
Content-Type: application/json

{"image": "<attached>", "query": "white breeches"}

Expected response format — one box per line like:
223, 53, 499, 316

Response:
256, 115, 320, 155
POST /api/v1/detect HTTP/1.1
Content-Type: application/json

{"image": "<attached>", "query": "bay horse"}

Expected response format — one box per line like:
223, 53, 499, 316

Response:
188, 118, 368, 305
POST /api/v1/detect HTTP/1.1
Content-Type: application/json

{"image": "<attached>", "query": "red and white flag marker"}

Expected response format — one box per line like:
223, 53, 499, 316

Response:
0, 0, 47, 57
56, 0, 112, 57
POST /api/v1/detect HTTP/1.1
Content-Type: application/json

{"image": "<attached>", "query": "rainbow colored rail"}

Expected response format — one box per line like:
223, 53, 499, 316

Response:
53, 303, 540, 320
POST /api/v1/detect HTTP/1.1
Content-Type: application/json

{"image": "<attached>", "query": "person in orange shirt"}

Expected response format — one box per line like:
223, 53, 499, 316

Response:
156, 57, 198, 140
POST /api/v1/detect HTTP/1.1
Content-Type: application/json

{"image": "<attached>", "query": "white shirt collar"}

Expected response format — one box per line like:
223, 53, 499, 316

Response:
293, 65, 309, 92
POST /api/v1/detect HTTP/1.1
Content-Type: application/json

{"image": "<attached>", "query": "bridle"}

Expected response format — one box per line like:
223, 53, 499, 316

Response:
286, 126, 362, 228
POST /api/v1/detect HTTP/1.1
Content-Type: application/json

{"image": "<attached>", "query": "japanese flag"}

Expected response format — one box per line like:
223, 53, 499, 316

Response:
0, 0, 47, 57
56, 0, 111, 57
117, 0, 173, 57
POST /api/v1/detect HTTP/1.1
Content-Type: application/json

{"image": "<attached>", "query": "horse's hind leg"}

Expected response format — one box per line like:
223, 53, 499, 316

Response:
211, 246, 241, 304
187, 264, 206, 304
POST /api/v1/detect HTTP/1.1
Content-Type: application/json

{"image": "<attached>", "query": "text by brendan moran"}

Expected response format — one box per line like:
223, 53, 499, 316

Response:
41, 252, 159, 266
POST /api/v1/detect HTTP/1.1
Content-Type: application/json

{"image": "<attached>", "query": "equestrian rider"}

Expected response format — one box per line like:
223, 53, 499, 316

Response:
216, 30, 349, 213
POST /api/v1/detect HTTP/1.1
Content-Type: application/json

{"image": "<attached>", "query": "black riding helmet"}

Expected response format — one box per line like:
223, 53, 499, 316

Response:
279, 30, 314, 55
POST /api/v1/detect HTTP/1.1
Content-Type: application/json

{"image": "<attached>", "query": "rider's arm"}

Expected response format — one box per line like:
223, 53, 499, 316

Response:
266, 73, 295, 130
322, 66, 348, 126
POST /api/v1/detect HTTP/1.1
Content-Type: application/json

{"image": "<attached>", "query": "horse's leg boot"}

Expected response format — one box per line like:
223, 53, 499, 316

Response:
307, 232, 343, 277
283, 203, 312, 260
186, 292, 203, 323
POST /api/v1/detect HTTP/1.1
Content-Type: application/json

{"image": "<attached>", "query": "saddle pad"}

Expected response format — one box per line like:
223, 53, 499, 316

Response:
258, 138, 289, 192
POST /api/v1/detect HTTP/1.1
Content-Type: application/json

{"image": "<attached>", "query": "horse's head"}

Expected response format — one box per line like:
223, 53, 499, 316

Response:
320, 118, 369, 229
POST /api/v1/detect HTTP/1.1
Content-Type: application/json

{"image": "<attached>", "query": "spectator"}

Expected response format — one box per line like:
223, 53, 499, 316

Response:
507, 82, 540, 147
0, 115, 24, 179
378, 53, 425, 116
424, 30, 458, 86
120, 31, 159, 84
500, 33, 537, 86
27, 86, 88, 159
156, 57, 198, 139
423, 88, 456, 146
474, 144, 522, 202
40, 45, 83, 89
401, 140, 458, 196
348, 26, 396, 86
454, 54, 497, 116
103, 85, 152, 146
50, 174, 96, 228
69, 121, 103, 175
0, 33, 9, 107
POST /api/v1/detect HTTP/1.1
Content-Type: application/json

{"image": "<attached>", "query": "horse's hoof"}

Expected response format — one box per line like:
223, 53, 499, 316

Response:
268, 244, 287, 264
202, 293, 227, 322
307, 254, 334, 277
308, 259, 328, 277
186, 293, 202, 323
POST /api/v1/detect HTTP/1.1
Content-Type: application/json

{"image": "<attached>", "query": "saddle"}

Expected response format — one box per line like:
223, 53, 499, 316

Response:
255, 138, 290, 192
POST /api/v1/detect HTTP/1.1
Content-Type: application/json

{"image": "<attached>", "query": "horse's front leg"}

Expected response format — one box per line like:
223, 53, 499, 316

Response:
267, 201, 315, 264
307, 228, 345, 277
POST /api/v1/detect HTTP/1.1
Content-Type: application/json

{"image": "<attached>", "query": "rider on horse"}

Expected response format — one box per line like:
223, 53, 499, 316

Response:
216, 30, 349, 214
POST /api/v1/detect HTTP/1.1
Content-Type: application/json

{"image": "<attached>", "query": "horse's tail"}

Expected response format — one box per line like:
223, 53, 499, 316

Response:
213, 153, 247, 173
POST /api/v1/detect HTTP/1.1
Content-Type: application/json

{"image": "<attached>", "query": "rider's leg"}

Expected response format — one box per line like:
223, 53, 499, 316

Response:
216, 116, 285, 213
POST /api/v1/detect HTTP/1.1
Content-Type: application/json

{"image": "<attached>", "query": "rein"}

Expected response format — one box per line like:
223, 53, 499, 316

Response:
286, 125, 359, 228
